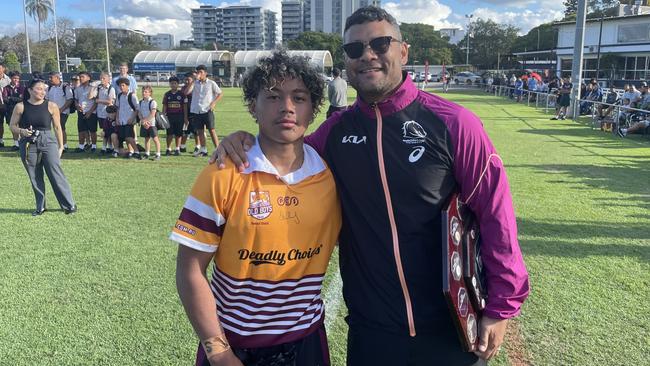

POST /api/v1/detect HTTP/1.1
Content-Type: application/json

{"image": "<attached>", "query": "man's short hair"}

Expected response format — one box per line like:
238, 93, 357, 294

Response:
332, 68, 341, 77
8, 71, 20, 78
49, 71, 61, 77
345, 6, 400, 34
78, 71, 90, 77
106, 105, 118, 114
120, 62, 128, 68
117, 77, 130, 86
169, 76, 180, 83
196, 64, 207, 72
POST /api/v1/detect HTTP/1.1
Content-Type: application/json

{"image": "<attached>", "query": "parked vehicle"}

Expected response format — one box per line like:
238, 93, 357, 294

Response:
454, 72, 481, 84
158, 73, 171, 81
407, 71, 416, 81
415, 72, 432, 82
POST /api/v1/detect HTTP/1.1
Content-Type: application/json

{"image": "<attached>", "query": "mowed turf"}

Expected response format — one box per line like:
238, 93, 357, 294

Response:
0, 87, 648, 365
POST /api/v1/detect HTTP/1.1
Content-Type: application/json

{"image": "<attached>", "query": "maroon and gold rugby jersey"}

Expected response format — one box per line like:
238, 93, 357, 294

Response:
163, 90, 185, 115
170, 141, 341, 348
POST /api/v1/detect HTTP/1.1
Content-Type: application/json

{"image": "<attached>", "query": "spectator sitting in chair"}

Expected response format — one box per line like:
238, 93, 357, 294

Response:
622, 84, 642, 108
597, 85, 618, 121
580, 81, 602, 115
619, 82, 650, 137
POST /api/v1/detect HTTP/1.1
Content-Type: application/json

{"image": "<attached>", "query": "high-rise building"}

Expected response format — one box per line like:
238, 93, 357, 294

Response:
281, 0, 381, 41
282, 0, 304, 43
191, 5, 277, 50
191, 5, 223, 48
148, 34, 175, 50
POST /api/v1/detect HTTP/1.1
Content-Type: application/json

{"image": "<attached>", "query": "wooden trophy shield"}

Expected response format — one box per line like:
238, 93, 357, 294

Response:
441, 192, 487, 352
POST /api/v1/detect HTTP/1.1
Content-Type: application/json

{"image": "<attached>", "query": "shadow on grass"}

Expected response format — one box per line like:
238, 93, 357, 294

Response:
520, 237, 649, 264
0, 208, 35, 214
511, 163, 650, 199
518, 217, 650, 242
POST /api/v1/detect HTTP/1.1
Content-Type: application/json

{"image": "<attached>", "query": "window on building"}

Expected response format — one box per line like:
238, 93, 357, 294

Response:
617, 23, 650, 43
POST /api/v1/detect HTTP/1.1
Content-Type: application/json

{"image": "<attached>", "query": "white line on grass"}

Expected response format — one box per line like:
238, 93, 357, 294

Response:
323, 261, 343, 333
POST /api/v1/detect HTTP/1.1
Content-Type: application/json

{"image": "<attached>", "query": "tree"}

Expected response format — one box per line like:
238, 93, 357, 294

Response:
3, 51, 21, 72
287, 32, 344, 69
45, 16, 76, 58
25, 0, 53, 42
460, 18, 519, 69
399, 23, 454, 65
44, 57, 58, 72
78, 62, 87, 71
564, 0, 620, 20
511, 23, 558, 52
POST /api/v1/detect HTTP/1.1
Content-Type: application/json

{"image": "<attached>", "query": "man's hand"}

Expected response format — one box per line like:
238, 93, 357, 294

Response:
208, 131, 255, 171
207, 349, 243, 366
19, 127, 33, 138
474, 316, 508, 361
58, 147, 64, 158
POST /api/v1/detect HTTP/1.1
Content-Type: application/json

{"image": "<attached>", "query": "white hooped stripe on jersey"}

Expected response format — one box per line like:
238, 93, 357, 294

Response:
184, 195, 226, 226
213, 266, 324, 290
170, 232, 218, 253
218, 311, 323, 336
217, 303, 323, 328
212, 271, 323, 298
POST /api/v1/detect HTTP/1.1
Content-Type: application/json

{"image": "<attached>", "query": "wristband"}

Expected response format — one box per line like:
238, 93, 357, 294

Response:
202, 334, 230, 357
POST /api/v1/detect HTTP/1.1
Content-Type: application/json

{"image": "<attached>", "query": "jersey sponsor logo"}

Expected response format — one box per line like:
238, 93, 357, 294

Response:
238, 244, 323, 266
342, 135, 367, 144
409, 146, 425, 163
401, 120, 427, 144
175, 223, 196, 236
247, 191, 273, 220
277, 196, 299, 206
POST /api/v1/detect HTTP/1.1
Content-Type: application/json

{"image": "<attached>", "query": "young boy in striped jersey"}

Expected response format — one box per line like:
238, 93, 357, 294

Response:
171, 51, 341, 366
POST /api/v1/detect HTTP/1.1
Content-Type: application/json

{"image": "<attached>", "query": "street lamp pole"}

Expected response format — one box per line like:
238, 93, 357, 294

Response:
22, 0, 32, 73
103, 0, 112, 73
465, 14, 473, 66
53, 0, 61, 72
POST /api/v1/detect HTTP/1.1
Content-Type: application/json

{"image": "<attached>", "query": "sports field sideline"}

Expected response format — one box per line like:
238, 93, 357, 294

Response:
0, 88, 648, 365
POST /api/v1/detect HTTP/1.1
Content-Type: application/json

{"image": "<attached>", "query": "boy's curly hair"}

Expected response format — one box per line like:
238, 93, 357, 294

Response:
242, 50, 325, 119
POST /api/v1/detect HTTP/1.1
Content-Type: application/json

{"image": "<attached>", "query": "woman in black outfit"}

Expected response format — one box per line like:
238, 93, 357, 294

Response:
9, 79, 76, 216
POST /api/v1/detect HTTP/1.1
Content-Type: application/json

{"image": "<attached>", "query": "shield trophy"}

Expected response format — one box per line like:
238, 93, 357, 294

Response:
441, 192, 487, 352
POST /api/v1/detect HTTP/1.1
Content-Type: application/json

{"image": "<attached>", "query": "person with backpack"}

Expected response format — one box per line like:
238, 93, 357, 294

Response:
46, 72, 74, 153
74, 71, 98, 153
163, 76, 185, 156
137, 85, 161, 160
95, 72, 116, 154
114, 77, 141, 159
0, 63, 12, 148
181, 71, 200, 154
3, 71, 25, 150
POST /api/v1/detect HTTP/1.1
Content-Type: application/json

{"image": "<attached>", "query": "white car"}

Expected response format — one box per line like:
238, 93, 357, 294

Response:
415, 72, 432, 82
454, 72, 481, 84
407, 71, 416, 81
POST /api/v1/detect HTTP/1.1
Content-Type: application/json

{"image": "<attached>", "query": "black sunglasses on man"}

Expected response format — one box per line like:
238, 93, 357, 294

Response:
343, 36, 402, 59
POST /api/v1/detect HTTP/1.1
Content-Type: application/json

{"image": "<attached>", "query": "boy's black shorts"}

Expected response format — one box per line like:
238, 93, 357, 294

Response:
60, 113, 69, 130
191, 110, 214, 130
166, 113, 184, 137
77, 112, 98, 133
140, 125, 158, 138
116, 125, 135, 144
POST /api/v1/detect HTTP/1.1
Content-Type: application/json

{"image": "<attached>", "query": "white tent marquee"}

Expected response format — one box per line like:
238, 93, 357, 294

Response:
233, 50, 333, 71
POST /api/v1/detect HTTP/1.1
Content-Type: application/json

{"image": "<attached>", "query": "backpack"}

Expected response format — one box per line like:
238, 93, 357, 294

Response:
140, 99, 169, 129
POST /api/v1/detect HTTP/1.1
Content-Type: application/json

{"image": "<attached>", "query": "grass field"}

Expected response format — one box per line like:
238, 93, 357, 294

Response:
0, 87, 648, 365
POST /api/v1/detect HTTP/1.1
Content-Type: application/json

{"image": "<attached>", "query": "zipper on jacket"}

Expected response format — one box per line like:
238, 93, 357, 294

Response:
372, 103, 416, 337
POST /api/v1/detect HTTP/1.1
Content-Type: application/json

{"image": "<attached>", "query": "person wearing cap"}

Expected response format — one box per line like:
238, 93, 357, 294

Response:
327, 67, 348, 118
46, 72, 74, 152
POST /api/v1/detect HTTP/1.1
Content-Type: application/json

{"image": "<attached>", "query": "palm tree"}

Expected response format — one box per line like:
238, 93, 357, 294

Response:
25, 0, 53, 41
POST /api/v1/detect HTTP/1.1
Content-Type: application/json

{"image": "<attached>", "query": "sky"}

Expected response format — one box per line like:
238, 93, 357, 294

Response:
2, 0, 568, 43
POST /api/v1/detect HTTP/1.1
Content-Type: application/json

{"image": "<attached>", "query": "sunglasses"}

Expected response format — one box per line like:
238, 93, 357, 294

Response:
343, 36, 401, 59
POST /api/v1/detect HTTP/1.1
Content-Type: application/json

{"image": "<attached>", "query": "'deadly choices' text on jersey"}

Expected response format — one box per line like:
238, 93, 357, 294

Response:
170, 141, 341, 349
